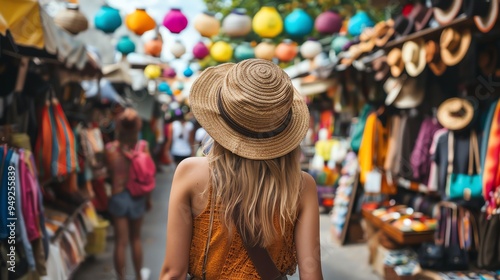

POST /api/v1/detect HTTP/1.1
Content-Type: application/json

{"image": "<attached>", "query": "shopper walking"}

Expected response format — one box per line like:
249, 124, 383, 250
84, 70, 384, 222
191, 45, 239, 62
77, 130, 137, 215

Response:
166, 111, 195, 165
105, 108, 153, 280
160, 59, 323, 280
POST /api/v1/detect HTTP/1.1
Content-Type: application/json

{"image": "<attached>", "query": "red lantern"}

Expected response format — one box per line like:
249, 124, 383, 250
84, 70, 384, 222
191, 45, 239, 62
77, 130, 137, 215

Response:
193, 41, 210, 60
275, 39, 298, 62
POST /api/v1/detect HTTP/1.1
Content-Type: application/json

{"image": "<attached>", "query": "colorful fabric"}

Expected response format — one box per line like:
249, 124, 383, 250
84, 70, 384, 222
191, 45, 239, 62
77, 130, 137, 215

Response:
428, 128, 448, 192
350, 104, 373, 152
410, 117, 443, 183
358, 113, 389, 184
0, 148, 13, 239
480, 100, 499, 170
483, 101, 500, 206
19, 150, 41, 241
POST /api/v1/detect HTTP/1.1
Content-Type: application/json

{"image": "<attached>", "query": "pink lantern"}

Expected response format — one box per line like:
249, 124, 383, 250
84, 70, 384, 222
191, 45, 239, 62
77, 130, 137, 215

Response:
163, 8, 188, 34
193, 41, 210, 60
163, 68, 177, 78
315, 11, 342, 34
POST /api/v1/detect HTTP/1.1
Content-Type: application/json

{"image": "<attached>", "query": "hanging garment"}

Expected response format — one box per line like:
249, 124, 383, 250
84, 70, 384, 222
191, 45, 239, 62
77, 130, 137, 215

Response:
384, 115, 401, 173
428, 129, 448, 192
0, 147, 13, 239
350, 104, 373, 152
411, 117, 443, 183
479, 100, 499, 167
483, 101, 500, 208
358, 113, 389, 184
397, 110, 424, 180
20, 150, 41, 242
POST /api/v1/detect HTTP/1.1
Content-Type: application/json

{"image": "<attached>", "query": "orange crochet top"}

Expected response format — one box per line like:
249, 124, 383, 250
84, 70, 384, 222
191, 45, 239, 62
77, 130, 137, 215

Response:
189, 188, 298, 279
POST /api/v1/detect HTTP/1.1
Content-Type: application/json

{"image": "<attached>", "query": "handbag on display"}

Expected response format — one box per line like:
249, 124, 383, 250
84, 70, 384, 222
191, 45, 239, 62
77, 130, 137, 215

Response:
477, 207, 500, 270
446, 131, 483, 200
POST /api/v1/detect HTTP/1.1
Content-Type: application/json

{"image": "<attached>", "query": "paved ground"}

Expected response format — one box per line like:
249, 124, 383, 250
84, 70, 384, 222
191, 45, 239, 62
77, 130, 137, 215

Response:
73, 166, 380, 280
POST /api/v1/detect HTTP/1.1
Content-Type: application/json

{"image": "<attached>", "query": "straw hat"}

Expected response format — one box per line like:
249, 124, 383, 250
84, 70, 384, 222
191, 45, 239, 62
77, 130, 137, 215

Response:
340, 44, 363, 67
478, 44, 498, 76
372, 55, 390, 81
359, 27, 376, 53
384, 76, 406, 106
189, 59, 309, 160
374, 19, 395, 47
402, 39, 426, 77
437, 97, 475, 131
387, 48, 405, 77
432, 0, 463, 26
392, 76, 425, 109
393, 15, 414, 38
464, 0, 499, 33
440, 27, 472, 66
425, 40, 447, 76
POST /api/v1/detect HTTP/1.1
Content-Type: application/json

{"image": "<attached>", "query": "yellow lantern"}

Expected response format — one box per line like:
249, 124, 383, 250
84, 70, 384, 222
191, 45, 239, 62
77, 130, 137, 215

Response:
252, 7, 283, 38
210, 41, 233, 62
144, 64, 161, 79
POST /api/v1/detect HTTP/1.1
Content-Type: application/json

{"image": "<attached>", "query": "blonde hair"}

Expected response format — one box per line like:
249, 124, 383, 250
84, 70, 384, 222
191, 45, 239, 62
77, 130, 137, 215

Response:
206, 140, 302, 247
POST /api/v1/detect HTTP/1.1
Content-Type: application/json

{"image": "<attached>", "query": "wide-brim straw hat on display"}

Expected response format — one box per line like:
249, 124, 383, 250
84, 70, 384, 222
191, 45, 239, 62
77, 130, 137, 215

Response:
437, 97, 475, 131
359, 27, 376, 53
393, 15, 414, 38
425, 40, 447, 76
440, 27, 472, 66
478, 44, 498, 76
432, 0, 463, 26
340, 44, 363, 67
402, 38, 427, 77
374, 19, 395, 47
189, 59, 309, 160
372, 55, 390, 81
411, 2, 434, 31
392, 75, 425, 109
384, 75, 406, 106
387, 47, 405, 77
464, 0, 499, 33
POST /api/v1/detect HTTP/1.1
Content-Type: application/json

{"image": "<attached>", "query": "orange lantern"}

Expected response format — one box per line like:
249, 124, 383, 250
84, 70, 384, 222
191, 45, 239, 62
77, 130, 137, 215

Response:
255, 40, 276, 61
275, 39, 298, 62
126, 8, 156, 35
144, 37, 163, 57
194, 11, 220, 37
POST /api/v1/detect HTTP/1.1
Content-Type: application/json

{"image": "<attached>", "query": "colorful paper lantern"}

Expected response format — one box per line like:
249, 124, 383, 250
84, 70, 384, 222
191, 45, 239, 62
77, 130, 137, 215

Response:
164, 68, 177, 78
234, 42, 255, 61
54, 4, 89, 35
116, 36, 135, 55
210, 41, 233, 62
347, 11, 374, 36
194, 11, 220, 38
163, 8, 188, 34
331, 36, 350, 54
183, 66, 194, 77
170, 40, 186, 59
144, 37, 163, 57
255, 40, 276, 61
222, 9, 252, 37
158, 82, 171, 93
174, 89, 182, 96
193, 41, 210, 60
284, 9, 313, 37
144, 65, 161, 79
315, 11, 342, 34
126, 8, 156, 35
94, 5, 122, 34
275, 39, 298, 62
252, 7, 283, 38
300, 39, 322, 59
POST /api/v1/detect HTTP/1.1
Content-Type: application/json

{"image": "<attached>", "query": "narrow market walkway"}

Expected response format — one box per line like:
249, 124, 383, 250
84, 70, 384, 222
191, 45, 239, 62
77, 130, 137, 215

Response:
73, 166, 379, 280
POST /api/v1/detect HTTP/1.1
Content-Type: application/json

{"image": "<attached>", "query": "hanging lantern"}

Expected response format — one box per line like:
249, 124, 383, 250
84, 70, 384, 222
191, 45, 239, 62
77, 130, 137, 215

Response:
158, 82, 171, 93
300, 39, 322, 60
144, 37, 163, 57
284, 8, 313, 37
163, 8, 188, 34
194, 11, 220, 38
347, 11, 374, 37
125, 8, 156, 35
331, 36, 350, 54
174, 81, 185, 90
210, 41, 233, 62
170, 40, 186, 59
193, 41, 210, 60
54, 4, 89, 35
173, 89, 182, 96
234, 42, 255, 61
222, 9, 252, 37
116, 36, 135, 55
144, 65, 161, 79
315, 11, 342, 34
183, 66, 194, 77
94, 5, 121, 34
275, 39, 298, 62
255, 40, 276, 61
163, 68, 177, 78
252, 7, 283, 38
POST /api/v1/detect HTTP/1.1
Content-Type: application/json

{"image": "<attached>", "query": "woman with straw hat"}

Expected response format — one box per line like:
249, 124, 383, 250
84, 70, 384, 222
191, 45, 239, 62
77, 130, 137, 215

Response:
160, 59, 323, 280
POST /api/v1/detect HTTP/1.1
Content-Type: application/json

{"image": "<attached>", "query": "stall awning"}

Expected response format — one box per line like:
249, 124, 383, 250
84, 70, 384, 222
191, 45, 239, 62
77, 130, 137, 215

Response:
0, 0, 44, 49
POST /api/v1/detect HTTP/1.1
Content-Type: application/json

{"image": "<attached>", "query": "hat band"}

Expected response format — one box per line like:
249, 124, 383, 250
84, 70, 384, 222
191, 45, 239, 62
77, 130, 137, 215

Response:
217, 90, 293, 139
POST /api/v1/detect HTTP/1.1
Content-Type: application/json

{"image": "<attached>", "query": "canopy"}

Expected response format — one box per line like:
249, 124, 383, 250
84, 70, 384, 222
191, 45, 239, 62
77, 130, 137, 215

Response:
0, 0, 44, 49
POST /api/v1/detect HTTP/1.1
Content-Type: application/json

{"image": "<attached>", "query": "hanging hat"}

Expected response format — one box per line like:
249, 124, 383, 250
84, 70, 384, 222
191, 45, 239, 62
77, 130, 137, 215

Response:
432, 0, 463, 25
393, 15, 414, 38
189, 59, 309, 160
478, 44, 498, 76
384, 76, 406, 106
374, 19, 395, 47
437, 97, 475, 131
340, 44, 363, 67
372, 55, 390, 81
359, 27, 376, 53
410, 2, 434, 31
389, 75, 426, 109
464, 0, 499, 33
387, 48, 405, 77
440, 27, 472, 66
425, 40, 447, 76
402, 38, 426, 77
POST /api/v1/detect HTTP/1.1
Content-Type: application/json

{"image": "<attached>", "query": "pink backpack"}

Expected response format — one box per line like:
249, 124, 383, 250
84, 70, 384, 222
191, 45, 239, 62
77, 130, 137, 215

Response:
123, 140, 156, 197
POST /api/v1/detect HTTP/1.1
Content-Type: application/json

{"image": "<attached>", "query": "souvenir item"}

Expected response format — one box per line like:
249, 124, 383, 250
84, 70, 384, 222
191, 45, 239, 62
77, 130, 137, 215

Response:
440, 28, 471, 66
387, 48, 405, 77
402, 39, 426, 77
463, 0, 499, 33
432, 0, 463, 25
437, 98, 475, 131
425, 40, 447, 76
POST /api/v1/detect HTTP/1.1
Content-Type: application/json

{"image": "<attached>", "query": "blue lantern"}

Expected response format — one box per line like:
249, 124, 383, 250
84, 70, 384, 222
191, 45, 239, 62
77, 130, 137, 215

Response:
284, 9, 313, 37
234, 43, 255, 61
347, 11, 374, 36
94, 5, 122, 34
158, 82, 171, 93
116, 36, 135, 55
183, 67, 193, 77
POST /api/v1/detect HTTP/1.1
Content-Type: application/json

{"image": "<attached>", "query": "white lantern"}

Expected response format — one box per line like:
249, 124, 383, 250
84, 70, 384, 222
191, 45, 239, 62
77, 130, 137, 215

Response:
170, 40, 186, 58
300, 39, 322, 60
222, 9, 252, 37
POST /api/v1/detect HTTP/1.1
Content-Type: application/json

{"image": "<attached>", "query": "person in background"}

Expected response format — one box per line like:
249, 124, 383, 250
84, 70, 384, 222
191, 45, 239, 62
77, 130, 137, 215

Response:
104, 108, 151, 280
165, 107, 195, 165
160, 59, 323, 279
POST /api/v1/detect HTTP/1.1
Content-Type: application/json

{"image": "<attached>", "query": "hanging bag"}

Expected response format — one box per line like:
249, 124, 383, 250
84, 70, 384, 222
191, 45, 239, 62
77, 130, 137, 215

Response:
446, 131, 483, 200
477, 209, 500, 270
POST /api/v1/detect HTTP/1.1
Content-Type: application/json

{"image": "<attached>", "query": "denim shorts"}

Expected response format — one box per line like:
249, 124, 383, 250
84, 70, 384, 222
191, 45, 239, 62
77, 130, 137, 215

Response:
108, 189, 146, 220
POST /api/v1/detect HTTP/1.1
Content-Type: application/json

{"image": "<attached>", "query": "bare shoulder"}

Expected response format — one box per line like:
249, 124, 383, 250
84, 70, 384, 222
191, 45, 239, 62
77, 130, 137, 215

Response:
173, 157, 210, 195
301, 171, 317, 192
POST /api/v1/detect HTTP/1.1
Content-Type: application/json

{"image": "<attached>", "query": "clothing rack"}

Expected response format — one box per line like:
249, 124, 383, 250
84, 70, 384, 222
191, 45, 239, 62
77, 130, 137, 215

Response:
50, 199, 90, 244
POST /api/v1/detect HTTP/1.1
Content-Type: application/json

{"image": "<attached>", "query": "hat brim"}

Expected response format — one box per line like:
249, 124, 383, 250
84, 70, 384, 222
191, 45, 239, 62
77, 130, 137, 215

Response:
402, 40, 427, 77
474, 0, 499, 33
390, 64, 404, 77
429, 60, 447, 76
441, 28, 472, 66
437, 98, 475, 131
433, 0, 463, 26
384, 77, 404, 105
393, 76, 425, 109
189, 63, 310, 160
